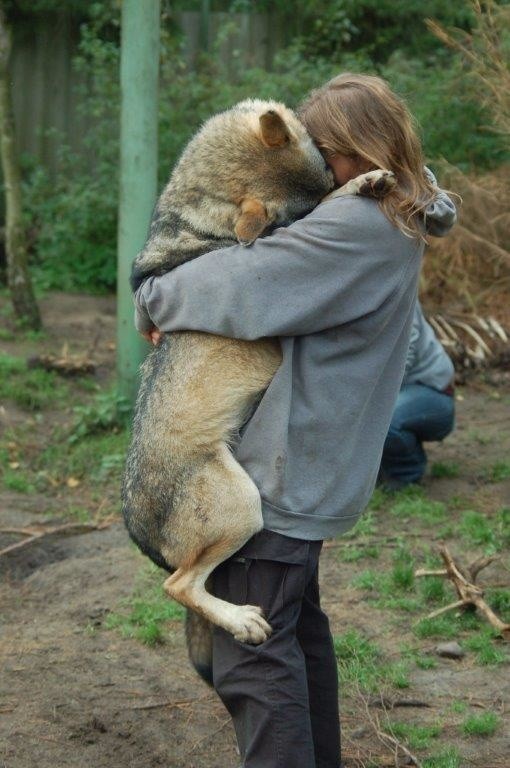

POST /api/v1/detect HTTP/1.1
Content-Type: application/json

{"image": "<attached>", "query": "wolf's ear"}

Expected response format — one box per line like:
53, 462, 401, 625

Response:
259, 110, 290, 148
235, 197, 270, 245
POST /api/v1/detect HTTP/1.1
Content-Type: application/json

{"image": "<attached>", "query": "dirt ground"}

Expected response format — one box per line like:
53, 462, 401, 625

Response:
0, 294, 509, 768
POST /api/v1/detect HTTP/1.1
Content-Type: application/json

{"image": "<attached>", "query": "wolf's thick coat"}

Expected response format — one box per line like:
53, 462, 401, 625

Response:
135, 189, 456, 540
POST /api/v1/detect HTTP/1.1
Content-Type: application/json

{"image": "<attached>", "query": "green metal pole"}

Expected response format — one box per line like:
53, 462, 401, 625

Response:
117, 0, 160, 404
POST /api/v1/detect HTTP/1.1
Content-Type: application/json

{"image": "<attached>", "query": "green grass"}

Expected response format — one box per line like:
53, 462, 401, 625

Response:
1, 469, 36, 494
390, 722, 441, 750
487, 588, 510, 620
463, 628, 508, 665
339, 544, 380, 562
69, 389, 131, 443
390, 494, 447, 524
333, 629, 410, 692
430, 462, 460, 479
391, 547, 415, 590
419, 576, 447, 604
0, 351, 68, 410
414, 615, 463, 640
105, 565, 185, 645
485, 461, 510, 483
422, 746, 462, 768
461, 712, 500, 737
459, 510, 496, 549
344, 509, 377, 538
37, 429, 130, 485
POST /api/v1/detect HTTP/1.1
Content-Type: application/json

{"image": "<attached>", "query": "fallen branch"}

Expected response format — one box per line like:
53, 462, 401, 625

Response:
27, 352, 95, 376
416, 546, 510, 638
361, 689, 423, 768
0, 520, 113, 558
369, 695, 431, 710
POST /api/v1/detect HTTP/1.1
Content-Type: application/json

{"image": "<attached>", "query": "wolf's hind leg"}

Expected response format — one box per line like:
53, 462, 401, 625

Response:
162, 446, 270, 644
165, 538, 271, 643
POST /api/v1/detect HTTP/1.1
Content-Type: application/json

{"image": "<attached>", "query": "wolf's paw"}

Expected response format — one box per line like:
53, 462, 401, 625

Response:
357, 169, 396, 198
231, 604, 272, 644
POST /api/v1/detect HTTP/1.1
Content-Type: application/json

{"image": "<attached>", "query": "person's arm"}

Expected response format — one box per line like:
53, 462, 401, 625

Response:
134, 196, 418, 342
424, 167, 457, 237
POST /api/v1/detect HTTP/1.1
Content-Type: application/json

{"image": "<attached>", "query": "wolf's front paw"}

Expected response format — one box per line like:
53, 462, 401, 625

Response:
357, 169, 396, 198
231, 604, 272, 644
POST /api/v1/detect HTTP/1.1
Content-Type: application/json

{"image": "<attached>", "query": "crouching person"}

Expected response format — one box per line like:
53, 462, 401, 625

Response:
379, 300, 455, 489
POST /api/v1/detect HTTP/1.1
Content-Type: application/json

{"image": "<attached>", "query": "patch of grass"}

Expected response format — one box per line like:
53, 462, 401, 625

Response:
70, 389, 131, 442
38, 429, 129, 485
461, 712, 500, 737
459, 510, 495, 549
1, 469, 36, 494
496, 507, 510, 547
334, 629, 410, 692
344, 509, 377, 539
339, 545, 380, 563
430, 461, 460, 478
391, 547, 415, 591
390, 494, 447, 524
487, 588, 510, 620
351, 570, 378, 591
401, 644, 438, 669
367, 487, 390, 511
22, 329, 47, 342
450, 700, 468, 714
386, 660, 410, 689
375, 595, 422, 612
415, 655, 437, 670
485, 461, 510, 483
0, 351, 68, 410
391, 722, 441, 750
0, 327, 14, 340
105, 565, 185, 646
422, 746, 461, 768
419, 576, 447, 604
413, 615, 459, 639
463, 628, 508, 665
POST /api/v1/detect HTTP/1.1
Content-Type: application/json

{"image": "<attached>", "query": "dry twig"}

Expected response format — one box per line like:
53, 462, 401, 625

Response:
416, 545, 510, 637
0, 520, 113, 558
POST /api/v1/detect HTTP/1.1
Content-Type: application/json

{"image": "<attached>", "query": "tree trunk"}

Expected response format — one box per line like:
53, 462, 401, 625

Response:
0, 8, 41, 330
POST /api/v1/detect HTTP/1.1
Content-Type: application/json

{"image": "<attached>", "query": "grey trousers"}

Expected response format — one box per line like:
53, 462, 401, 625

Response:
212, 529, 341, 768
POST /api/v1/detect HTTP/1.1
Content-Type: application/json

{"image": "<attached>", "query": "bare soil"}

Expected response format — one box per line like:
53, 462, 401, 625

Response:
1, 293, 509, 767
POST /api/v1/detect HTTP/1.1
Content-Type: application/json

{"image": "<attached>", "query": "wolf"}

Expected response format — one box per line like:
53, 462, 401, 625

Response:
122, 99, 395, 684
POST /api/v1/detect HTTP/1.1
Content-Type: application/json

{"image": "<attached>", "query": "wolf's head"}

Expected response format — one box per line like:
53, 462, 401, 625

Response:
167, 98, 334, 243
131, 100, 334, 289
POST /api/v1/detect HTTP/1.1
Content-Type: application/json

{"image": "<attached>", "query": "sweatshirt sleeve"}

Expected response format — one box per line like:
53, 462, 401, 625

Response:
134, 196, 418, 341
423, 166, 457, 237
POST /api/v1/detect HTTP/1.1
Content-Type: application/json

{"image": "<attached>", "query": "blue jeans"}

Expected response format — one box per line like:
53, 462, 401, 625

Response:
380, 383, 455, 486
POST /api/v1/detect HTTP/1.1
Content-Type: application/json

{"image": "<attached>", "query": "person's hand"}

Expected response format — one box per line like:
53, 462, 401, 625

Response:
141, 326, 163, 346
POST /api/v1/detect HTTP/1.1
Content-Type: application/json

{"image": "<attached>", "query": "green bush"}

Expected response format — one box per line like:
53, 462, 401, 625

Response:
21, 3, 509, 293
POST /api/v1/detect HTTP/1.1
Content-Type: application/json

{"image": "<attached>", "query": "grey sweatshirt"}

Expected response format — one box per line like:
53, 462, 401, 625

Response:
404, 300, 454, 390
134, 190, 456, 540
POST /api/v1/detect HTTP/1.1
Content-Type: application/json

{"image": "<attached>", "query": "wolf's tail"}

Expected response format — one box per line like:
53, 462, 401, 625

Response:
185, 609, 213, 686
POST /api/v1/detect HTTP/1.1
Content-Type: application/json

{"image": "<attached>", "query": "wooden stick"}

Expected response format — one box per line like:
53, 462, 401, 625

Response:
425, 599, 466, 620
415, 568, 448, 577
418, 545, 510, 637
0, 521, 113, 558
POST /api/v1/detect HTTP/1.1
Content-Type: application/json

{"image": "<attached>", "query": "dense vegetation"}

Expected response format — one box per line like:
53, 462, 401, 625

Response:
11, 0, 510, 292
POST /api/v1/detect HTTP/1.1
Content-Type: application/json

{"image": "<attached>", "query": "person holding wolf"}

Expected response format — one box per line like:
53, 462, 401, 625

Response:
134, 74, 456, 768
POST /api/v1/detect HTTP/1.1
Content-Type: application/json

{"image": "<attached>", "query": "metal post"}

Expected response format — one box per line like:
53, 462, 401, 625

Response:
117, 0, 160, 404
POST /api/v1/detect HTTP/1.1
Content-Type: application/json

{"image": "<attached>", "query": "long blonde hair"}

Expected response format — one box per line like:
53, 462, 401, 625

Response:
298, 73, 437, 239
